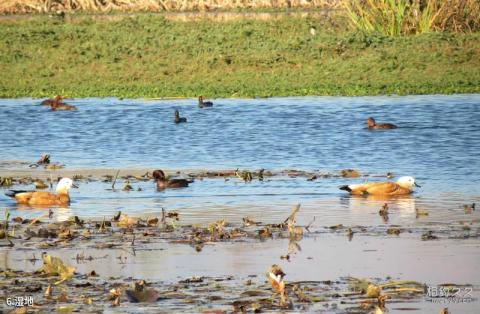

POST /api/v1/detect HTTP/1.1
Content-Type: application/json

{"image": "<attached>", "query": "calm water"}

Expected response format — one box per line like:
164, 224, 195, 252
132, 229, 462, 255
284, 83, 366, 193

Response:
1, 95, 480, 313
0, 95, 479, 174
0, 95, 479, 220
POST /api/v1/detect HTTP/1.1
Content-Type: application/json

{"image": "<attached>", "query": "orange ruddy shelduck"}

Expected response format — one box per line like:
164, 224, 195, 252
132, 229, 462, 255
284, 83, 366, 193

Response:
340, 176, 420, 196
6, 178, 77, 206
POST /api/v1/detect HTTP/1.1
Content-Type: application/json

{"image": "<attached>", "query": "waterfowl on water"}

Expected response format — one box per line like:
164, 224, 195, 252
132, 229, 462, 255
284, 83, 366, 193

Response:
51, 102, 77, 111
40, 96, 77, 111
174, 110, 187, 124
340, 176, 420, 196
152, 169, 192, 190
5, 178, 78, 206
366, 117, 397, 129
198, 96, 213, 108
40, 95, 63, 106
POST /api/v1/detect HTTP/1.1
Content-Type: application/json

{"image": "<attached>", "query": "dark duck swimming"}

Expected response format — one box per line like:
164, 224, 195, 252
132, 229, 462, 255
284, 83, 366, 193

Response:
174, 110, 187, 124
366, 117, 397, 129
153, 169, 192, 190
198, 96, 213, 108
40, 95, 77, 111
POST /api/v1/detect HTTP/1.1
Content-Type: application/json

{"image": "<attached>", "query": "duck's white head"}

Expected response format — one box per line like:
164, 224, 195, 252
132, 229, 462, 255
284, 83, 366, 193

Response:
396, 176, 420, 189
56, 178, 78, 193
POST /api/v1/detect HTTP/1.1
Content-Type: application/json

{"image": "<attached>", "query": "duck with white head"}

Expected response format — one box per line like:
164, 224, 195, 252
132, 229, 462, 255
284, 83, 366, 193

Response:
6, 177, 78, 206
340, 176, 420, 196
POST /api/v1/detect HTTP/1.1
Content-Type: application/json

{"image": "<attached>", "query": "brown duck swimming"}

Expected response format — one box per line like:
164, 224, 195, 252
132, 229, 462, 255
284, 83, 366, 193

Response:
51, 102, 77, 111
340, 176, 420, 196
366, 117, 397, 129
40, 95, 77, 111
5, 178, 77, 206
174, 110, 187, 124
198, 96, 213, 108
40, 95, 63, 106
153, 170, 192, 190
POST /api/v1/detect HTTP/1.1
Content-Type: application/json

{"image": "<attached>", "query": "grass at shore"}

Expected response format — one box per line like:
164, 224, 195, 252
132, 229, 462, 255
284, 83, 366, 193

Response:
0, 14, 479, 98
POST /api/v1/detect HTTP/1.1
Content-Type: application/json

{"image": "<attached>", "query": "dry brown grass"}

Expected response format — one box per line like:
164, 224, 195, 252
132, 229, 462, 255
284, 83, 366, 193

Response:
428, 0, 480, 32
0, 0, 339, 14
344, 0, 480, 35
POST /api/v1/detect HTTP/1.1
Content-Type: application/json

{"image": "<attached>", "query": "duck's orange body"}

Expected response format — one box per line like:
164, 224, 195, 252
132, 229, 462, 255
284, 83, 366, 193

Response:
6, 178, 77, 207
13, 191, 70, 206
342, 182, 411, 196
340, 176, 420, 196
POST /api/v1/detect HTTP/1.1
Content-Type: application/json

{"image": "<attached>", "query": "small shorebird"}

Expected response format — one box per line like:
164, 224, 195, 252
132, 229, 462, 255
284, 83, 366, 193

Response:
198, 96, 213, 108
152, 169, 192, 190
340, 176, 420, 196
366, 117, 397, 129
6, 178, 78, 206
267, 264, 288, 306
267, 264, 286, 294
174, 110, 187, 124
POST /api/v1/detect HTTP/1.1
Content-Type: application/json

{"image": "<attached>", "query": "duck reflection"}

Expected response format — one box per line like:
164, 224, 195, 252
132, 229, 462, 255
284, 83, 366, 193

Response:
341, 194, 416, 217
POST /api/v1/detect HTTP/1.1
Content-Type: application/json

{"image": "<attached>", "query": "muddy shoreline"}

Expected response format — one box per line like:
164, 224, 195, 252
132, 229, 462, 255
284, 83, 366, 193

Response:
1, 160, 479, 312
1, 211, 477, 313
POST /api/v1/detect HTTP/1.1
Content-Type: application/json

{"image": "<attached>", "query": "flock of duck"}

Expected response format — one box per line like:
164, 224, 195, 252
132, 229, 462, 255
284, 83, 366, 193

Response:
5, 95, 419, 207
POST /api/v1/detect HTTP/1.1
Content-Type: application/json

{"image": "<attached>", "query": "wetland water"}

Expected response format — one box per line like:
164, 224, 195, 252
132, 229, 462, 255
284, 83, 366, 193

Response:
0, 95, 479, 313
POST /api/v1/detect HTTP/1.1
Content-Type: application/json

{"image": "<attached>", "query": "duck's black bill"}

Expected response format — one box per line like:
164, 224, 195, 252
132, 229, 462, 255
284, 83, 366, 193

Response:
414, 182, 421, 187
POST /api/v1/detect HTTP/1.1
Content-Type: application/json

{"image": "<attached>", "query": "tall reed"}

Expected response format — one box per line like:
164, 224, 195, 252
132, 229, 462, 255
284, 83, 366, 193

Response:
343, 0, 480, 36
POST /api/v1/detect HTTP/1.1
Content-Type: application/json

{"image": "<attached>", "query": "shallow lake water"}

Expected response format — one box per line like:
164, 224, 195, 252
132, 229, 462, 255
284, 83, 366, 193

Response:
0, 95, 479, 313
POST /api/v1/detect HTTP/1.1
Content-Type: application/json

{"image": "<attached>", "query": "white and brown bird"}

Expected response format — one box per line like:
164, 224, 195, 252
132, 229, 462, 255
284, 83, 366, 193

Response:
267, 264, 286, 293
340, 176, 420, 196
267, 264, 288, 306
6, 178, 77, 206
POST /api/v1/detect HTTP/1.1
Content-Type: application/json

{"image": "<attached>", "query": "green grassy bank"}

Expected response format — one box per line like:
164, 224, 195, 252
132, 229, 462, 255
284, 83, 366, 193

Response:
0, 15, 479, 98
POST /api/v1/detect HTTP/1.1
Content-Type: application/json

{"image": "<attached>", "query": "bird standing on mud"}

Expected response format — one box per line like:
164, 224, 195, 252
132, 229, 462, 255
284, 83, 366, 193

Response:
174, 110, 187, 124
267, 264, 289, 306
366, 117, 397, 129
152, 169, 192, 190
340, 176, 420, 196
198, 96, 213, 108
6, 177, 78, 206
